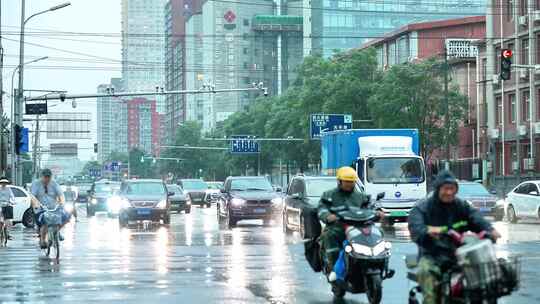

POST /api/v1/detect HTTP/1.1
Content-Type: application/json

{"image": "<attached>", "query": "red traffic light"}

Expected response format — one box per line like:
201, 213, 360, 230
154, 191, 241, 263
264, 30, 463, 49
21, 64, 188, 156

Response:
502, 49, 513, 59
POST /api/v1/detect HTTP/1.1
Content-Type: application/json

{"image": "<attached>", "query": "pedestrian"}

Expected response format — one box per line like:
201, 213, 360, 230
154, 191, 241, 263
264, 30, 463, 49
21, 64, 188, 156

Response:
0, 178, 15, 240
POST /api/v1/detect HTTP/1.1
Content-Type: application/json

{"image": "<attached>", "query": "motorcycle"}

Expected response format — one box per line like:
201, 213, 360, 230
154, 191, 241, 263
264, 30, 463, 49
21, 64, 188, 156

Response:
406, 228, 521, 304
0, 201, 12, 246
41, 205, 62, 260
308, 192, 394, 303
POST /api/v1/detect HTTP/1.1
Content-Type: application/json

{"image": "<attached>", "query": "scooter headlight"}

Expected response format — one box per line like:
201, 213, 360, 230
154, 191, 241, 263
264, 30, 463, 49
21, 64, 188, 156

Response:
90, 198, 97, 205
351, 243, 373, 256
372, 241, 390, 256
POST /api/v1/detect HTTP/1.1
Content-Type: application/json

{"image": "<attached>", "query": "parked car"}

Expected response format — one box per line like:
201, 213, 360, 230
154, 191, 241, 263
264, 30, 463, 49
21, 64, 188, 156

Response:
87, 180, 121, 217
118, 179, 172, 227
217, 176, 283, 228
505, 180, 540, 223
10, 185, 36, 228
457, 181, 500, 220
166, 184, 191, 213
205, 181, 223, 204
282, 176, 363, 236
178, 179, 209, 207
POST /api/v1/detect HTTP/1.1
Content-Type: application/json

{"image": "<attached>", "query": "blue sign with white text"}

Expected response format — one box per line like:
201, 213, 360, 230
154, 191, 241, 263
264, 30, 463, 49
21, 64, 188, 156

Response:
230, 136, 260, 154
20, 128, 29, 153
310, 114, 352, 139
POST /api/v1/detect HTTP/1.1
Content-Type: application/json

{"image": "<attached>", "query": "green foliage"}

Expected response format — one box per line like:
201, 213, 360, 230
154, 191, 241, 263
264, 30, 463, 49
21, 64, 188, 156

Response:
81, 161, 101, 175
368, 58, 468, 159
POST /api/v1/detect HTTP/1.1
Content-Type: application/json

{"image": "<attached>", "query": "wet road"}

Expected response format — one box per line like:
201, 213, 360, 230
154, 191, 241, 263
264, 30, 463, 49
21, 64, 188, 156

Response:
0, 205, 539, 303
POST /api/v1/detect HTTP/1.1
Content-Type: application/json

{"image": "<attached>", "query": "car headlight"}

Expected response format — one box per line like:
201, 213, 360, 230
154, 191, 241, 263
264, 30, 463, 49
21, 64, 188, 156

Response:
351, 243, 373, 256
156, 199, 167, 209
372, 241, 391, 256
90, 198, 97, 205
271, 197, 283, 207
186, 197, 191, 205
64, 203, 74, 213
231, 198, 246, 207
107, 196, 123, 213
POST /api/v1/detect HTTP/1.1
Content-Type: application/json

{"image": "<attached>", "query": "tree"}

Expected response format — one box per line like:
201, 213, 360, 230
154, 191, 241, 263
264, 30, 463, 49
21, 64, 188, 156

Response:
81, 161, 101, 175
128, 148, 153, 178
367, 58, 468, 160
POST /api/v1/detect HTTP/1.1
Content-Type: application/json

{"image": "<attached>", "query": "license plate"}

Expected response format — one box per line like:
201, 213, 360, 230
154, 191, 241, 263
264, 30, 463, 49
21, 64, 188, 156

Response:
137, 209, 151, 215
390, 211, 408, 217
253, 208, 266, 214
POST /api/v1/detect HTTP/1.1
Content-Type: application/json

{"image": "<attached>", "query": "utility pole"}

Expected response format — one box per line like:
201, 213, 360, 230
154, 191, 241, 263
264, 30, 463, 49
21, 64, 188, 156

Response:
32, 115, 40, 178
13, 0, 26, 185
444, 47, 450, 162
0, 0, 4, 175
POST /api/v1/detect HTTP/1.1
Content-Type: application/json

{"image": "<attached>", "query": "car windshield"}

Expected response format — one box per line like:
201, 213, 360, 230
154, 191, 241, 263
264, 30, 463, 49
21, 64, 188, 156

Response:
94, 183, 120, 194
458, 183, 490, 196
231, 178, 273, 191
126, 182, 166, 195
305, 179, 338, 197
166, 184, 183, 194
366, 157, 424, 184
182, 180, 207, 190
207, 182, 222, 190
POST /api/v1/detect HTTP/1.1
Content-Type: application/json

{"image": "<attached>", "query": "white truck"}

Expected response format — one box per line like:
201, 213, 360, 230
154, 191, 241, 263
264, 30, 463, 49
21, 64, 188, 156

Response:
321, 129, 427, 225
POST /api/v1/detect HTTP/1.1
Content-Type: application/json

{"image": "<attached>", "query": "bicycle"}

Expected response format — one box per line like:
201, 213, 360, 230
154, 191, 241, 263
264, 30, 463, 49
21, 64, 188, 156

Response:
41, 205, 62, 260
0, 201, 13, 247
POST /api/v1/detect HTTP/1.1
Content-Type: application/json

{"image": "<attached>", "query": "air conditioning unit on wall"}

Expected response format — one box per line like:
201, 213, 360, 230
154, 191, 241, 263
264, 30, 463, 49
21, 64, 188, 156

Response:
534, 10, 540, 22
534, 122, 540, 134
519, 69, 528, 79
519, 15, 528, 26
490, 128, 500, 139
518, 125, 527, 136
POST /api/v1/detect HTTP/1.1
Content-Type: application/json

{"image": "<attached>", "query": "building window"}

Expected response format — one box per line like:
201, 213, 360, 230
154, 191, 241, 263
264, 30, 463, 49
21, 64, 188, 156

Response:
243, 48, 248, 55
521, 0, 528, 15
496, 96, 502, 126
243, 19, 249, 26
507, 0, 514, 21
521, 39, 529, 65
522, 90, 530, 122
509, 94, 516, 123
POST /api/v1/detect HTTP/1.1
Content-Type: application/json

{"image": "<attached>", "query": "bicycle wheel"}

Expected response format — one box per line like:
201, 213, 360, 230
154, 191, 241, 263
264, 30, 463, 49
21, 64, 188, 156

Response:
52, 227, 60, 260
2, 225, 7, 246
0, 222, 4, 247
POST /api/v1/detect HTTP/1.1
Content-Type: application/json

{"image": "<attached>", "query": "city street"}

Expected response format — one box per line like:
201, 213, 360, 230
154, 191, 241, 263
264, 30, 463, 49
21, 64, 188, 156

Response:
0, 205, 538, 304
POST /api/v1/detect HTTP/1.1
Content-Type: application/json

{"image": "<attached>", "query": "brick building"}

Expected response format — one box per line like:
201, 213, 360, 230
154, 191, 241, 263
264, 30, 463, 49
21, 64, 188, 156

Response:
127, 98, 163, 157
361, 16, 487, 179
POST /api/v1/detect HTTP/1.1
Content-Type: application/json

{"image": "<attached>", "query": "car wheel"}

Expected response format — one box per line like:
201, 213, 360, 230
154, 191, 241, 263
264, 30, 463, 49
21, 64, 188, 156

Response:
119, 217, 128, 228
227, 209, 236, 228
163, 214, 171, 225
22, 208, 34, 228
507, 205, 518, 223
87, 206, 95, 217
206, 203, 211, 208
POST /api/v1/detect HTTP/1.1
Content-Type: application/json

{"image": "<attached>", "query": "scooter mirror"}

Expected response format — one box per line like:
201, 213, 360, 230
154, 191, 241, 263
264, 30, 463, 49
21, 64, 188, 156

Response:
376, 192, 385, 201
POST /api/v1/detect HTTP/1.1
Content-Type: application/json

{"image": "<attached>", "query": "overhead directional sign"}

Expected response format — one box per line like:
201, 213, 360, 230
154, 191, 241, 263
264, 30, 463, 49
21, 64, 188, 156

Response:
230, 136, 260, 154
310, 114, 352, 139
89, 168, 101, 178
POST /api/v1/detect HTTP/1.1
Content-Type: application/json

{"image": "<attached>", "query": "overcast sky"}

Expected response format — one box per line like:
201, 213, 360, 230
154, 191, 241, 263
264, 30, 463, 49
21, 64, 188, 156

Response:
3, 0, 121, 161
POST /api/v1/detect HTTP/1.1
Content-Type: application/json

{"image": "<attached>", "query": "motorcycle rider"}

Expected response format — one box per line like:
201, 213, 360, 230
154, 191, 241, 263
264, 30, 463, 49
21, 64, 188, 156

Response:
0, 178, 15, 240
31, 169, 68, 249
318, 166, 383, 281
408, 170, 501, 304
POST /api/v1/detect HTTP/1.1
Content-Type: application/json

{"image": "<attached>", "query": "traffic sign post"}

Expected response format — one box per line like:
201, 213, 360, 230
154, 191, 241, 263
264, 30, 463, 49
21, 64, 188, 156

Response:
230, 136, 260, 154
310, 114, 353, 139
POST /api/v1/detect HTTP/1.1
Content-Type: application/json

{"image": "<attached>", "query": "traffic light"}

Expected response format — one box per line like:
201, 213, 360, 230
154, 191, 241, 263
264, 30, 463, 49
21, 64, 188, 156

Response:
93, 143, 98, 153
14, 124, 22, 155
500, 49, 513, 81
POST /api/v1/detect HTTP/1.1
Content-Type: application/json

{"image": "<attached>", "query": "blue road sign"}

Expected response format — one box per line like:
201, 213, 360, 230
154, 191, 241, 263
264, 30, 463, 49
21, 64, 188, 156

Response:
20, 128, 29, 153
89, 168, 101, 178
310, 114, 352, 139
230, 136, 260, 154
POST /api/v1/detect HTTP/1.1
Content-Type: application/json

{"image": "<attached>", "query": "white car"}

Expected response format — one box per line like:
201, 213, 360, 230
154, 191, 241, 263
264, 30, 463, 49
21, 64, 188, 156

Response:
505, 180, 540, 223
8, 185, 35, 228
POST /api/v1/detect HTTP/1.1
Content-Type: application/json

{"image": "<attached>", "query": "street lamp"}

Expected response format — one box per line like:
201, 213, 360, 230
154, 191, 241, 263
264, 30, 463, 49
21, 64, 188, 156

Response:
13, 1, 71, 185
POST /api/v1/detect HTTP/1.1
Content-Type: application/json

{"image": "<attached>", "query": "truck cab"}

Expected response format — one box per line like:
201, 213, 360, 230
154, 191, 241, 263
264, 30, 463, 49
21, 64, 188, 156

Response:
322, 129, 427, 224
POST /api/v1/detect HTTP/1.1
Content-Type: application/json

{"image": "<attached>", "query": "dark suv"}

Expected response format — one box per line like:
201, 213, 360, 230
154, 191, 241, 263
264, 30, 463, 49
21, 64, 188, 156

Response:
118, 179, 172, 227
217, 176, 283, 228
87, 180, 121, 217
178, 179, 209, 207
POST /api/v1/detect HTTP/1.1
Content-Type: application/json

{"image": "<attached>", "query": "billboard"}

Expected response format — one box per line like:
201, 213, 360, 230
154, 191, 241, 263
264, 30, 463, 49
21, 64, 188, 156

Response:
50, 143, 78, 157
46, 112, 91, 139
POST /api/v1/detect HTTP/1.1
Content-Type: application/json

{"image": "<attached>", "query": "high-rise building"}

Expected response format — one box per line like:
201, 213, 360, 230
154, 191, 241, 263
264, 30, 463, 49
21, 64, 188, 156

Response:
126, 98, 163, 156
96, 78, 128, 162
304, 0, 486, 58
121, 0, 167, 112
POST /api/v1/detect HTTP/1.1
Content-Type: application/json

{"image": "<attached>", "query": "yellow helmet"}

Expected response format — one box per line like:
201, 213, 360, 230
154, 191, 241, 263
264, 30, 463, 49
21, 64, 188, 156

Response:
336, 167, 358, 182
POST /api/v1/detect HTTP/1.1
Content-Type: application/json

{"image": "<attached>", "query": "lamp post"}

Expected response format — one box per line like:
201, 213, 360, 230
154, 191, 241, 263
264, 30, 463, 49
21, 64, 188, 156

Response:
13, 1, 70, 185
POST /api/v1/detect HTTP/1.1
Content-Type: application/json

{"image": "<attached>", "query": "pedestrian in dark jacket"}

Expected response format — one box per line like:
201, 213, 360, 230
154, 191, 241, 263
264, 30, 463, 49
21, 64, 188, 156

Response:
408, 170, 501, 304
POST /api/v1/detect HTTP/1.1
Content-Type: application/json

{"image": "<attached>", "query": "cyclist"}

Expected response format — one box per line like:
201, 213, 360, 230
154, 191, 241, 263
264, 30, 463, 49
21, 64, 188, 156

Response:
31, 169, 68, 249
0, 177, 15, 240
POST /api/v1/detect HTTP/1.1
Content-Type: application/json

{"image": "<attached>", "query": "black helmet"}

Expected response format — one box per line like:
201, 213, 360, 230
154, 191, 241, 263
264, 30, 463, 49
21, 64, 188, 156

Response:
433, 170, 458, 194
41, 168, 52, 177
